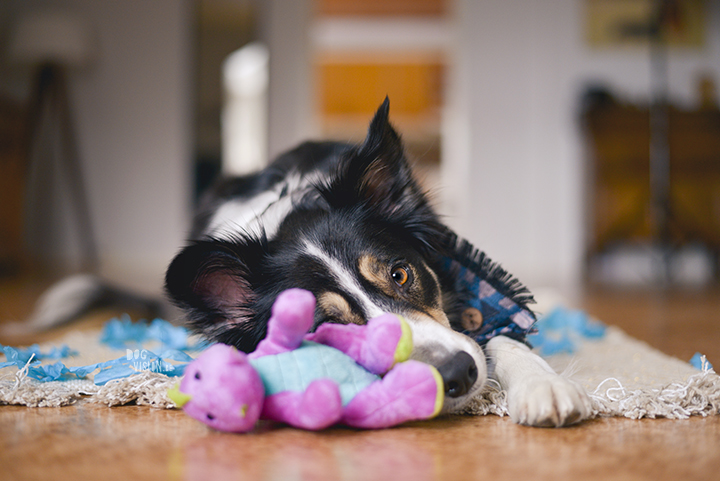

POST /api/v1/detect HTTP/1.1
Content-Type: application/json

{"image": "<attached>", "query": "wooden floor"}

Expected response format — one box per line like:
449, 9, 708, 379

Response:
1, 276, 719, 481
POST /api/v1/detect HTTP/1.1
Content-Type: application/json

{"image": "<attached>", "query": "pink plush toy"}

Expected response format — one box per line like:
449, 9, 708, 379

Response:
168, 288, 444, 432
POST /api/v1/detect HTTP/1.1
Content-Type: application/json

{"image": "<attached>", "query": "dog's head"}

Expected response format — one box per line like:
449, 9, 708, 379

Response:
166, 99, 488, 412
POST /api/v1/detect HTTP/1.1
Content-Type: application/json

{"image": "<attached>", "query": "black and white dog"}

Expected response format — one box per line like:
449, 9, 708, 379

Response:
164, 99, 591, 427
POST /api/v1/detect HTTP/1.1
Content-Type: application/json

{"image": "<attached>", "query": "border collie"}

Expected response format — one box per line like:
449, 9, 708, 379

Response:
163, 99, 590, 426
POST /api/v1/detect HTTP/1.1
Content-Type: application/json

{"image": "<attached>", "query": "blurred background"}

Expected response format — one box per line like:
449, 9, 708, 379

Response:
0, 0, 718, 298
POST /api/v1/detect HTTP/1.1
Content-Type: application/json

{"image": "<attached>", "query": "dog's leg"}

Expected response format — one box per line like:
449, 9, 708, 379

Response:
485, 336, 592, 427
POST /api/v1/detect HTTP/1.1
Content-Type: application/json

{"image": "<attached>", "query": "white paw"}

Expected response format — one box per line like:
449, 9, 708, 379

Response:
507, 374, 592, 427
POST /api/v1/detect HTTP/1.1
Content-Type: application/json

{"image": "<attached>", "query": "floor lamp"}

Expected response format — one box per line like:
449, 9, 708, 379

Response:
10, 10, 99, 274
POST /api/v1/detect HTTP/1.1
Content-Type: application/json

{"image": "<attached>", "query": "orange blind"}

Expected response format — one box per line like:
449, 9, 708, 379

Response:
319, 62, 443, 117
316, 0, 447, 17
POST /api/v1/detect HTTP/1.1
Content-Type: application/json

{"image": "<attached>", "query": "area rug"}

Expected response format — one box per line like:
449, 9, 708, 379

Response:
465, 307, 719, 419
1, 308, 718, 420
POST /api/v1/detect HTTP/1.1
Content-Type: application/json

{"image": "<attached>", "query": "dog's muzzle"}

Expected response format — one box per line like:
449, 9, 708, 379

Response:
404, 316, 488, 412
436, 351, 479, 398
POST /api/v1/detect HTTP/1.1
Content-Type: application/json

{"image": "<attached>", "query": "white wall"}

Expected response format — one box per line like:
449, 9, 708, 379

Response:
6, 0, 193, 293
73, 0, 193, 292
257, 0, 316, 160
442, 0, 720, 292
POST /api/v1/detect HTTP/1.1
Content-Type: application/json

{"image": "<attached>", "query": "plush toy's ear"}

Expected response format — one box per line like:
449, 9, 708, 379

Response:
165, 237, 264, 348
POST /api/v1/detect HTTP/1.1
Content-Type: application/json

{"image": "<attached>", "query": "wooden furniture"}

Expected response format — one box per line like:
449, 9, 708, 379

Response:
583, 101, 720, 275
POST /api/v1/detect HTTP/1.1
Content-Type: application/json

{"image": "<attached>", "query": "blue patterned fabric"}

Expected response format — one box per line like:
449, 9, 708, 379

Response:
445, 257, 537, 346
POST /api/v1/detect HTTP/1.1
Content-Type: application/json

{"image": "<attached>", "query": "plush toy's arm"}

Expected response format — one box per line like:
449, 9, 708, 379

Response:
250, 289, 316, 359
304, 314, 412, 375
303, 323, 365, 360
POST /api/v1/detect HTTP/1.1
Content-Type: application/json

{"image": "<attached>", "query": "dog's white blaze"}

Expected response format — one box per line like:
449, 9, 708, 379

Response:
302, 241, 385, 319
207, 170, 323, 240
408, 319, 487, 374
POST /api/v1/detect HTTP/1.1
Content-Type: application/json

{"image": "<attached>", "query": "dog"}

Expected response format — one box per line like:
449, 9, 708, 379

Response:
164, 98, 591, 426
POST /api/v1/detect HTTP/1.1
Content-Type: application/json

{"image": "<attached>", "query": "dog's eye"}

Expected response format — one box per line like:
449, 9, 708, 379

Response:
391, 265, 411, 287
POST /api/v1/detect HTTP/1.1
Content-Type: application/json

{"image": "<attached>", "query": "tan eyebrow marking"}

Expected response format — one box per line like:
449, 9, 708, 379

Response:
317, 292, 364, 325
358, 254, 395, 297
358, 254, 448, 326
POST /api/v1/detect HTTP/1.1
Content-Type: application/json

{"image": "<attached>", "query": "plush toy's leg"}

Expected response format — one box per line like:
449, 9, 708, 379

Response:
342, 361, 444, 429
250, 289, 316, 359
305, 313, 412, 374
261, 379, 343, 430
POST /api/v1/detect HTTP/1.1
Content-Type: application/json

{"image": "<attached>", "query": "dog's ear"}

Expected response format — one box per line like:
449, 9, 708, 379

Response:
325, 97, 420, 213
321, 98, 444, 251
352, 97, 413, 208
165, 238, 262, 338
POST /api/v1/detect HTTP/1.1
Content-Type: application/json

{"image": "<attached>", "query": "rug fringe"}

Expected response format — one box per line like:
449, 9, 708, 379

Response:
91, 371, 177, 408
589, 363, 720, 419
0, 359, 93, 407
3, 345, 719, 420
0, 358, 177, 408
4, 368, 720, 419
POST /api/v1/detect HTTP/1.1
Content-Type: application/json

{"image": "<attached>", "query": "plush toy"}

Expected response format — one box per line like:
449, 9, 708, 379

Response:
168, 288, 444, 432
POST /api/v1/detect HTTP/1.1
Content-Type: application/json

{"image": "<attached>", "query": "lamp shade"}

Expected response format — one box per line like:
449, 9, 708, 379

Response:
9, 10, 96, 66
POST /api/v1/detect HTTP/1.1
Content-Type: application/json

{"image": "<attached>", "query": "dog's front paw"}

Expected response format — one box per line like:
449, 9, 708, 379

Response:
507, 374, 591, 427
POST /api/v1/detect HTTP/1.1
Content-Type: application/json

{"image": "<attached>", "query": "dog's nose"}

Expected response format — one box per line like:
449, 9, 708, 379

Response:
437, 351, 479, 398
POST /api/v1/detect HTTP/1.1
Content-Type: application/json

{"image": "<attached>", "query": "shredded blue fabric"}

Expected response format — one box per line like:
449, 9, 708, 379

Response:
690, 352, 714, 371
100, 314, 198, 351
0, 343, 76, 364
527, 307, 607, 356
93, 349, 194, 385
0, 317, 203, 385
0, 348, 193, 385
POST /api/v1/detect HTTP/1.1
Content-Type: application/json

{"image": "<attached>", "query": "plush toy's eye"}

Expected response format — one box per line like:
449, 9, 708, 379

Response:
391, 265, 411, 287
194, 371, 201, 380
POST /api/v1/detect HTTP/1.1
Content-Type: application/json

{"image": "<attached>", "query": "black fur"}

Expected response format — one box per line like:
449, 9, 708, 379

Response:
165, 98, 532, 353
